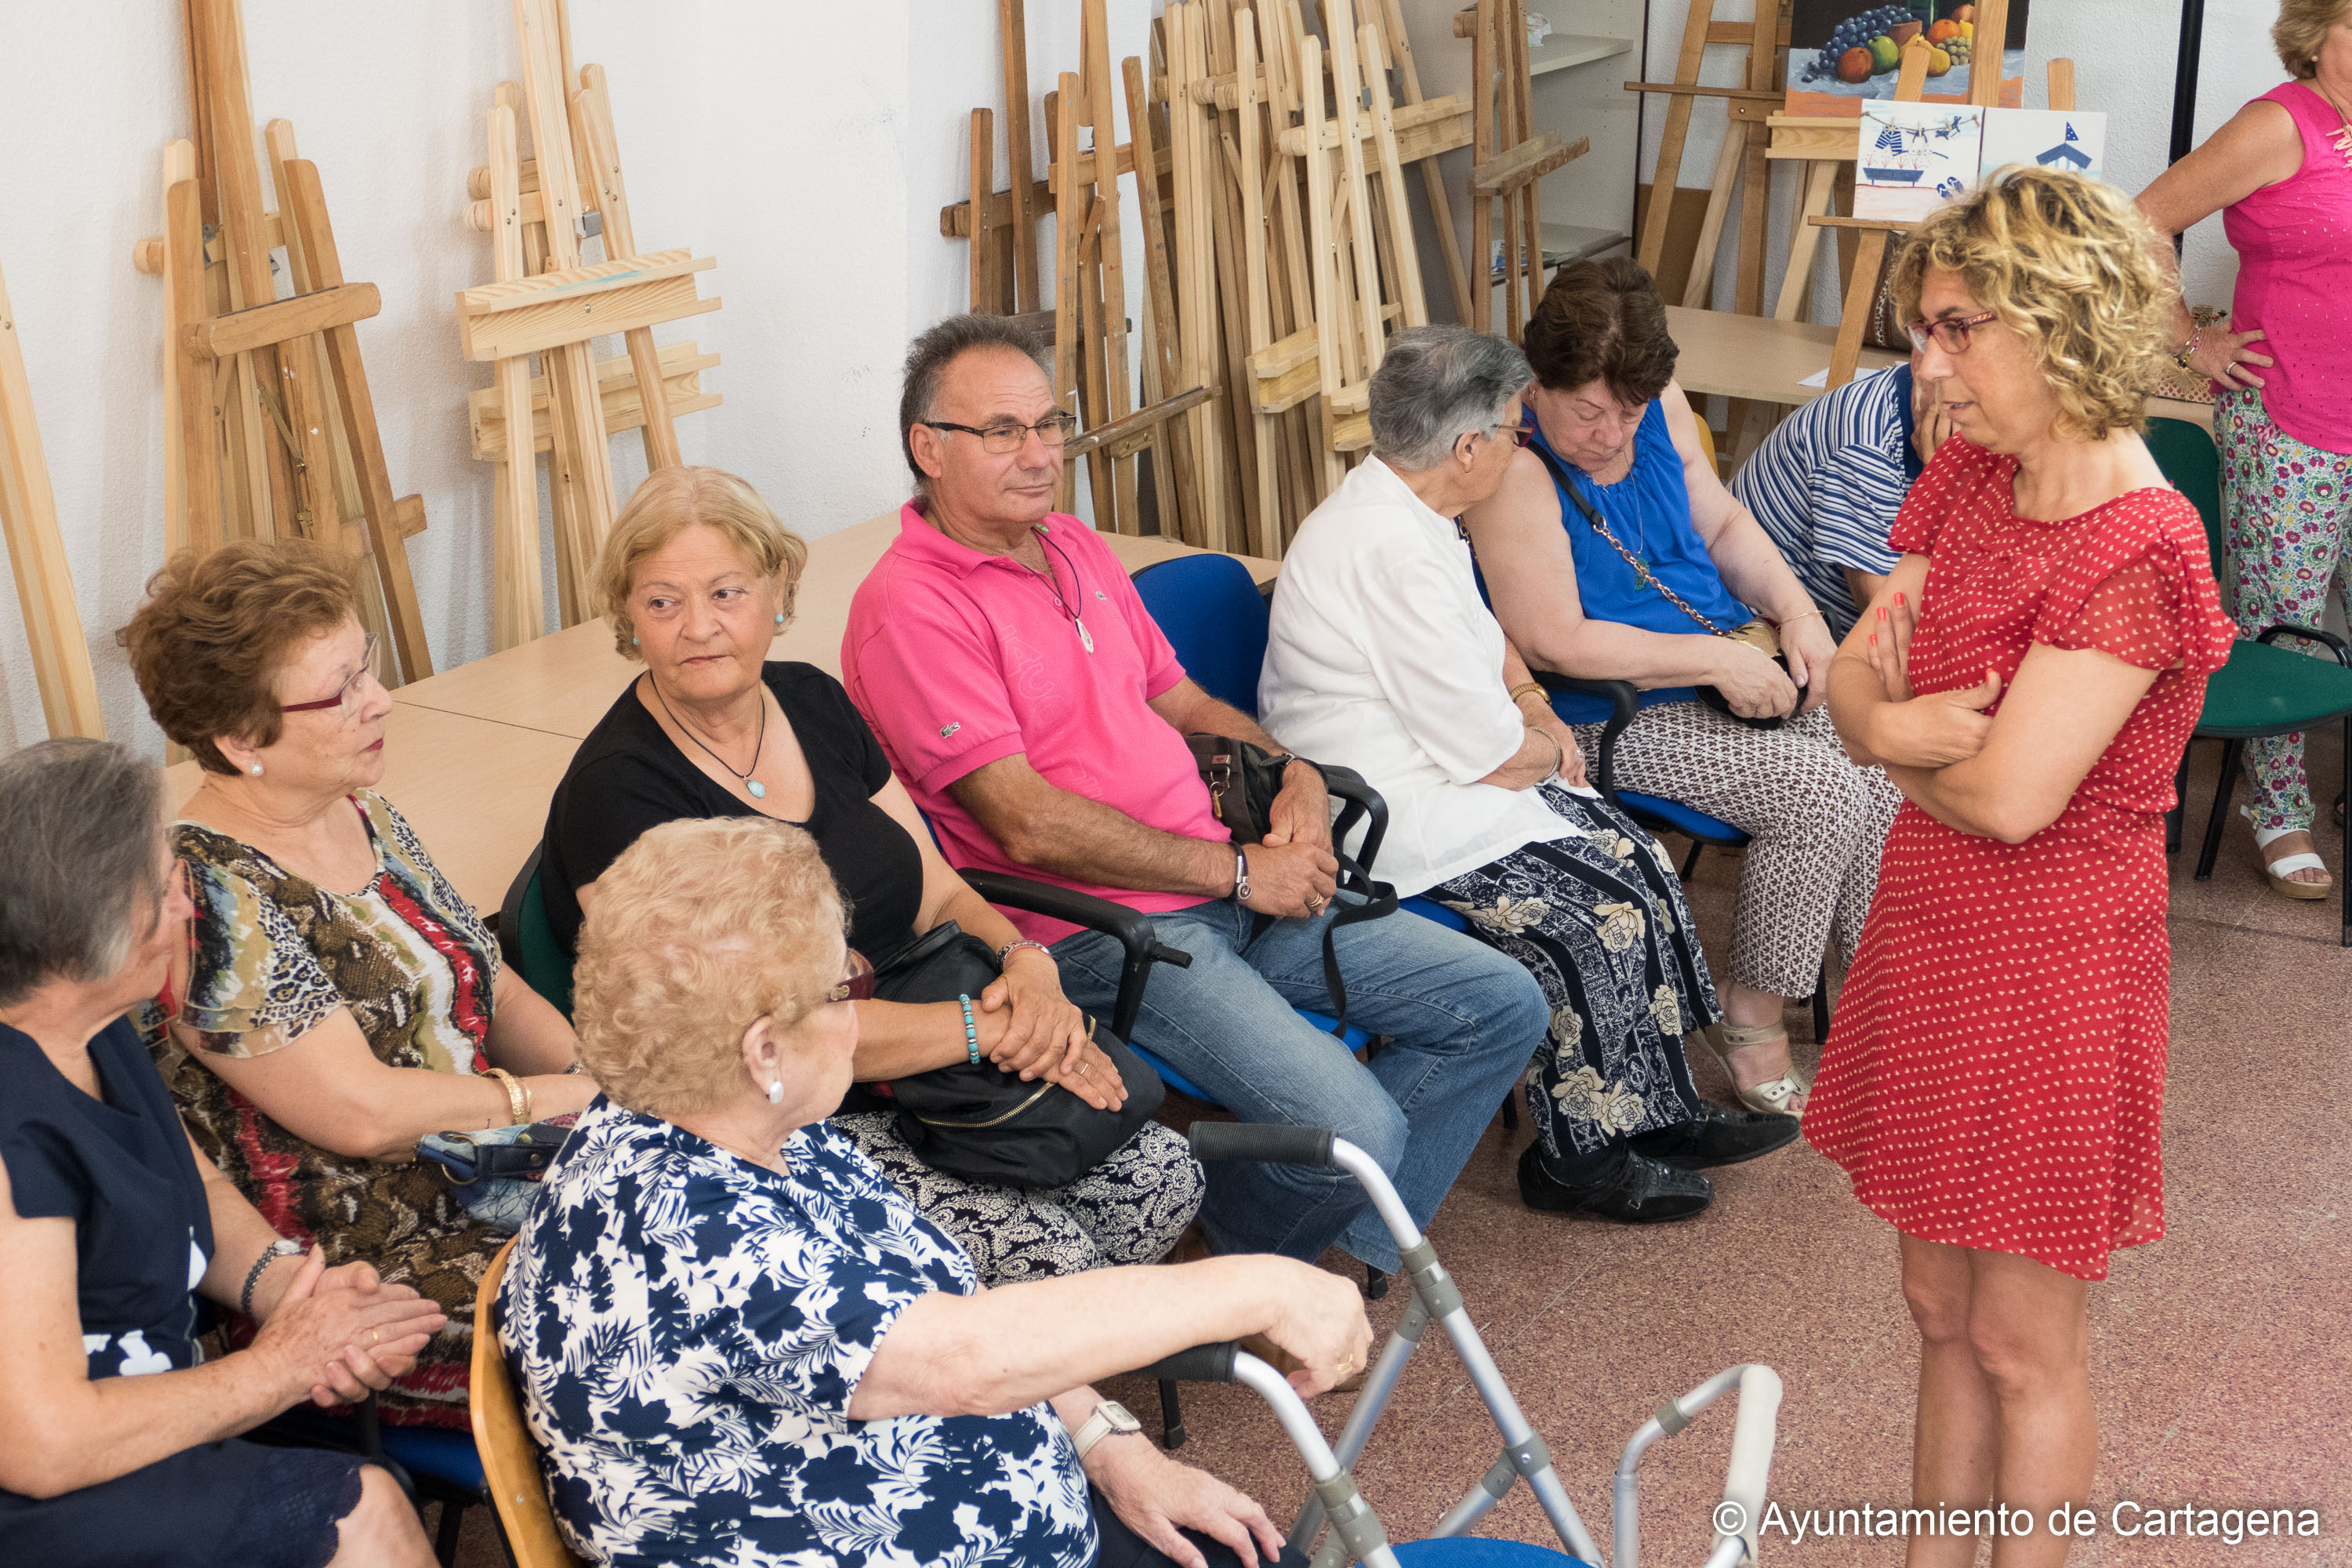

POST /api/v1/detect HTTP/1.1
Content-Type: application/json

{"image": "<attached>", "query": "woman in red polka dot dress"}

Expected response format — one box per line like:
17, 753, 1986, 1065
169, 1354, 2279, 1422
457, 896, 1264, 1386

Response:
1812, 169, 2238, 1567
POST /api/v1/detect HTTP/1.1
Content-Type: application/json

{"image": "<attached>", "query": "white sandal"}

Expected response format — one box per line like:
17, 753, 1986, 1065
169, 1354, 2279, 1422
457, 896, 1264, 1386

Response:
1700, 1022, 1808, 1117
2246, 809, 2332, 902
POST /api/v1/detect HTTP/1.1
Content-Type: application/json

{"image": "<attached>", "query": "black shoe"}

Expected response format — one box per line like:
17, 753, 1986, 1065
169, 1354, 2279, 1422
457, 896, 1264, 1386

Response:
1517, 1145, 1711, 1223
1626, 1102, 1802, 1171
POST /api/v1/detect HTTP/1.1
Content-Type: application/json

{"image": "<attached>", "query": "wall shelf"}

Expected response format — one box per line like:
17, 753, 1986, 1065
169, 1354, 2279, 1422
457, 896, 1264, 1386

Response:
1527, 34, 1636, 77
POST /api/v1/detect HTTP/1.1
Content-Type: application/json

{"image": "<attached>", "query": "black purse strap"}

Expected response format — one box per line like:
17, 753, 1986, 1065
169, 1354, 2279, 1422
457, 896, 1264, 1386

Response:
1315, 853, 1396, 1037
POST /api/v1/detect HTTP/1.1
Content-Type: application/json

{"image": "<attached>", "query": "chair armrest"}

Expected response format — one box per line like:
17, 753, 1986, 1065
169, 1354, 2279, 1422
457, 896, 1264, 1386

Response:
2257, 624, 2352, 667
1533, 672, 1639, 813
1310, 762, 1389, 876
956, 869, 1192, 1042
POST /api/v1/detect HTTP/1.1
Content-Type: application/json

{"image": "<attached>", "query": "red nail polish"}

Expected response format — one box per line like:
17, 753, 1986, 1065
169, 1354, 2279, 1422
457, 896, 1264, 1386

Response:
1894, 592, 1905, 606
1870, 634, 1878, 646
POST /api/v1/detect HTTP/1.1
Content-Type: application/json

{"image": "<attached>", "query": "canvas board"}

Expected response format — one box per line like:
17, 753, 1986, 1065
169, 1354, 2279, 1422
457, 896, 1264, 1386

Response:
1786, 0, 2027, 116
1978, 108, 2107, 183
1854, 101, 1985, 223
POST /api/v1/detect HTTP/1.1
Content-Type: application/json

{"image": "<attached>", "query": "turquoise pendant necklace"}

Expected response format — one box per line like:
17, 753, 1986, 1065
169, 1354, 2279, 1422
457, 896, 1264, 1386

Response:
654, 677, 768, 799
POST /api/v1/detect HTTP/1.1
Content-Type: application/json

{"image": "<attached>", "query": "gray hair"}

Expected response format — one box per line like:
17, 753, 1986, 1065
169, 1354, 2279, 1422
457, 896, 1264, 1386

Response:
1369, 325, 1534, 472
898, 313, 1055, 492
0, 739, 168, 1007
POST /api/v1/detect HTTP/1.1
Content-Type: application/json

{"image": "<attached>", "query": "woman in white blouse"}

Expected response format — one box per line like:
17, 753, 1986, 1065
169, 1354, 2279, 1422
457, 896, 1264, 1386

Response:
1261, 327, 1798, 1223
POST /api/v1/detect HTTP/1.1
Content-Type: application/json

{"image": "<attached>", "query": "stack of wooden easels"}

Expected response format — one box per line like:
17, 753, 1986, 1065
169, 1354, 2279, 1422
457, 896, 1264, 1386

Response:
453, 0, 723, 649
130, 0, 436, 685
945, 0, 1482, 559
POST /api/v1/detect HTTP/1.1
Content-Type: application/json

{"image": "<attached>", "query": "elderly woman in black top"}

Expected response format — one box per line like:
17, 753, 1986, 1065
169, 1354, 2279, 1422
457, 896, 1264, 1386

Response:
540, 465, 1203, 1283
0, 739, 445, 1568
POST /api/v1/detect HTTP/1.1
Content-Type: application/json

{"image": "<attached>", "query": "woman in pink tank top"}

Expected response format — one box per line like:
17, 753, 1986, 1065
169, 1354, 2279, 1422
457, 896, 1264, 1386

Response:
2137, 0, 2352, 901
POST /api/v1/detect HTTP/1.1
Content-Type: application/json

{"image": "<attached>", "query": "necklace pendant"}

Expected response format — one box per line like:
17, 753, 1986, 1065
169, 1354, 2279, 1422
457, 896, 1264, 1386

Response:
1076, 617, 1095, 654
1634, 563, 1653, 586
747, 781, 767, 800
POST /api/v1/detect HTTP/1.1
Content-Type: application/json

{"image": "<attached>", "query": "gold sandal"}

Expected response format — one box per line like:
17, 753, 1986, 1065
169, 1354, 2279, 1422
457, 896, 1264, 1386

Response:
1700, 1022, 1809, 1118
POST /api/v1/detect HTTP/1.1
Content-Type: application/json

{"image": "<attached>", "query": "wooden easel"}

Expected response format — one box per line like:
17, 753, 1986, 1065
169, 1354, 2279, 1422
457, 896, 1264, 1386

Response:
0, 255, 106, 739
1809, 0, 2017, 389
1624, 0, 1789, 318
1461, 0, 1589, 340
454, 0, 722, 643
132, 0, 434, 683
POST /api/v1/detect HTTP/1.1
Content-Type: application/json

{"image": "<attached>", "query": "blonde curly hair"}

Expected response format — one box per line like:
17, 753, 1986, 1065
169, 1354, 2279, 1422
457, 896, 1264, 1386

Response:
2274, 0, 2350, 77
572, 816, 847, 1120
1890, 168, 2171, 441
594, 466, 808, 660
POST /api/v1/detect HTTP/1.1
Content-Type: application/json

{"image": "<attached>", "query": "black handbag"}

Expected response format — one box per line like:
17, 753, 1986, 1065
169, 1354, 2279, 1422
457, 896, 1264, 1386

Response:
1528, 441, 1803, 731
1185, 735, 1398, 1036
863, 922, 1163, 1191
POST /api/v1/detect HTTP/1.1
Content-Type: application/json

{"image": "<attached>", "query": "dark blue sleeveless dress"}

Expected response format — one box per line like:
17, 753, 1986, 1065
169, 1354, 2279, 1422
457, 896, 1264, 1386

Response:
0, 1017, 364, 1567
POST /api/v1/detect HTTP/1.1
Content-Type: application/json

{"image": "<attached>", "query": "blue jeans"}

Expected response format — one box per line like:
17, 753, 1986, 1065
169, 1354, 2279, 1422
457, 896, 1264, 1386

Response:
1052, 898, 1545, 1272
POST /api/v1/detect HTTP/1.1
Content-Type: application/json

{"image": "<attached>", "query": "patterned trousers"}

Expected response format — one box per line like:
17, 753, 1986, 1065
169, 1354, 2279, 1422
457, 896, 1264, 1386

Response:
1432, 785, 1719, 1167
1569, 702, 1901, 999
833, 1112, 1204, 1287
2216, 387, 2352, 834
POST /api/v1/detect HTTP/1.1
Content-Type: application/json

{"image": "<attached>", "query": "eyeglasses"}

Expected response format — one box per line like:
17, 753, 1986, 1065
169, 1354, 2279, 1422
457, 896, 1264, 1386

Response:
826, 949, 876, 1005
279, 633, 383, 720
1905, 311, 2000, 355
1488, 421, 1535, 448
924, 413, 1082, 454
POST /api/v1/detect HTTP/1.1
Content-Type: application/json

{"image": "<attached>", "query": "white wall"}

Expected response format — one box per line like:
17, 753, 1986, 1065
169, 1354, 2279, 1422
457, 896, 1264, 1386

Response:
0, 0, 1127, 759
1634, 0, 2288, 324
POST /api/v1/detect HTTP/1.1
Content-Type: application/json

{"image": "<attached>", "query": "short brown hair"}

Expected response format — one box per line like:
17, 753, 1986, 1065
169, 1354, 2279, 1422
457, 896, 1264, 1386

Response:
118, 539, 361, 774
1524, 256, 1679, 405
572, 816, 846, 1120
595, 466, 808, 659
1892, 168, 2170, 441
2274, 0, 2351, 76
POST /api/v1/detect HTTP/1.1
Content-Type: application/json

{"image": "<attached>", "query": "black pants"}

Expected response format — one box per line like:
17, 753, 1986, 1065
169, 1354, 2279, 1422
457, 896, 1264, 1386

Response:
1092, 1486, 1312, 1568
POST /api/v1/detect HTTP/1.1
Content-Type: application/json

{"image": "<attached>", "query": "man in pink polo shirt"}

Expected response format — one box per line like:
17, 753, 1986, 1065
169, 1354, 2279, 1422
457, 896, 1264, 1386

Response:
843, 314, 1544, 1275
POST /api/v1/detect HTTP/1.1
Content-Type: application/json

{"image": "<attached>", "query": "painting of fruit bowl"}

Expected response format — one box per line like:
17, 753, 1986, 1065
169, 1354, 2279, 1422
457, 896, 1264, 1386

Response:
1786, 0, 2027, 115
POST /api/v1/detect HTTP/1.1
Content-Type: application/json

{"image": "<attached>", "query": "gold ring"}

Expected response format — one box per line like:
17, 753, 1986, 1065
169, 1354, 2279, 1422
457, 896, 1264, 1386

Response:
1077, 1062, 1090, 1076
369, 1327, 380, 1347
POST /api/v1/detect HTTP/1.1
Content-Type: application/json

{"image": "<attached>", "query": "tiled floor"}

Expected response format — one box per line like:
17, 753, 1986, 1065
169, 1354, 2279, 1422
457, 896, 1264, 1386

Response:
448, 729, 2349, 1566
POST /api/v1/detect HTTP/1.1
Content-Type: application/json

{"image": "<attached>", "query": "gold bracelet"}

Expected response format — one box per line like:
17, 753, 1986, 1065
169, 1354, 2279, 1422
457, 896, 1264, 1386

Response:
483, 1067, 530, 1126
1780, 609, 1827, 628
1507, 681, 1546, 706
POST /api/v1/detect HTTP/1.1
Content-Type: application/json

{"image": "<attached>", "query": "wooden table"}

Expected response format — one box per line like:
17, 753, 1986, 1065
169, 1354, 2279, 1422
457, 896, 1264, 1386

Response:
1664, 305, 2217, 432
163, 514, 1280, 916
394, 510, 1281, 740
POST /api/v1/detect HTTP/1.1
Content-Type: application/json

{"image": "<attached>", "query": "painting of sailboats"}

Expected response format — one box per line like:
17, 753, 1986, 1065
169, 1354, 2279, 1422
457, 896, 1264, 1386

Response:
1854, 102, 1984, 223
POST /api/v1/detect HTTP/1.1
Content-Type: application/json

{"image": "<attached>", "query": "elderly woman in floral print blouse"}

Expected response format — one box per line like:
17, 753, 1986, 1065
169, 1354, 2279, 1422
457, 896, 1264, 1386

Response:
119, 539, 597, 1430
503, 815, 1368, 1568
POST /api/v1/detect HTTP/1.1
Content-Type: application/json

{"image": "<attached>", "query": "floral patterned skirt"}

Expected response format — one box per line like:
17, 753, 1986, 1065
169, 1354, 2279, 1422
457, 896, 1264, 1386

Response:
1432, 785, 1722, 1166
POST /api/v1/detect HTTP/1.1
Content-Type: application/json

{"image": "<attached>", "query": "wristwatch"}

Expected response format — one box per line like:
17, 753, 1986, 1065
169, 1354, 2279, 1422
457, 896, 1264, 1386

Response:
1070, 1399, 1145, 1459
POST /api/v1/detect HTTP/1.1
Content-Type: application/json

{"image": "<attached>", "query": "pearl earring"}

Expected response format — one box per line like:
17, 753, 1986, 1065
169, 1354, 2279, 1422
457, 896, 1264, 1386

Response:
248, 764, 263, 776
766, 1080, 785, 1105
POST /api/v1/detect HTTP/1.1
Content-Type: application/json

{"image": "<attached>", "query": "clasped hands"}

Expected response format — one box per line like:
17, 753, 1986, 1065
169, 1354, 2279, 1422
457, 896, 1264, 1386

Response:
248, 1245, 447, 1410
977, 951, 1127, 1112
1857, 593, 2002, 768
1236, 759, 1339, 921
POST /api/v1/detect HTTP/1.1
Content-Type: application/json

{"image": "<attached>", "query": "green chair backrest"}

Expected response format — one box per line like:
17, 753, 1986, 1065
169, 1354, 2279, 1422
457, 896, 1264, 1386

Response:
2145, 416, 2223, 564
512, 866, 574, 1019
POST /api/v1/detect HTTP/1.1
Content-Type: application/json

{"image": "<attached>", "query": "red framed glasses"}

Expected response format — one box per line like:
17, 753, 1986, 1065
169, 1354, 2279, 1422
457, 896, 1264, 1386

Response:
280, 633, 383, 718
826, 949, 876, 1005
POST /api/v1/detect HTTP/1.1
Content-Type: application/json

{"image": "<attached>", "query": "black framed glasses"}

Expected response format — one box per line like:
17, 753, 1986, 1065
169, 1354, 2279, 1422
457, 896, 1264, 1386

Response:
826, 949, 877, 1005
279, 633, 383, 720
924, 413, 1082, 454
1906, 311, 1999, 355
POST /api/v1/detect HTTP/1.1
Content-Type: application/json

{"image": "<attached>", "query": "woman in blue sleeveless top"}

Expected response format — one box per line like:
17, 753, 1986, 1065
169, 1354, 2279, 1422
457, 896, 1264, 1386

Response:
1465, 258, 1903, 1127
0, 739, 444, 1568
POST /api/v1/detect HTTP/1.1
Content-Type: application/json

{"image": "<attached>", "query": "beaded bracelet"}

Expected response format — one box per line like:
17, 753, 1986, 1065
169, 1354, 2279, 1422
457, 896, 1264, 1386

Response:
957, 995, 981, 1065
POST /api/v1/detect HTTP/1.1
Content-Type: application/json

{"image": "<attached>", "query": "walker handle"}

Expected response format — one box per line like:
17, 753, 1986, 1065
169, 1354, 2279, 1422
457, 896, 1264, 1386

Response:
1188, 1123, 1337, 1167
1131, 1342, 1240, 1383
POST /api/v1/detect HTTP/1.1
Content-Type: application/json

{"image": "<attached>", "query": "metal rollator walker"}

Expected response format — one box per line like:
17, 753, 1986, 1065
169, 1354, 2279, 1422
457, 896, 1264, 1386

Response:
1142, 1123, 1784, 1568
